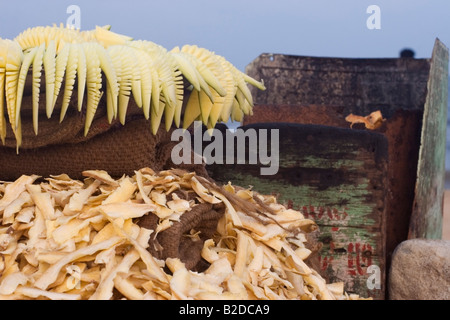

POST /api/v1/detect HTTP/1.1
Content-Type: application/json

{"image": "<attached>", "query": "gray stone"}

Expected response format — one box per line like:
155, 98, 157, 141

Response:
389, 239, 450, 300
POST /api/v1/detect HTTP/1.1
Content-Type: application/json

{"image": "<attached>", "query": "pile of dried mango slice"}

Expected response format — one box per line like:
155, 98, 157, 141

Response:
0, 168, 365, 300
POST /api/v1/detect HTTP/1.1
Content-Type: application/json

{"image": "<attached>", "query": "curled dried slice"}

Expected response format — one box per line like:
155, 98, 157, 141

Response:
190, 176, 221, 204
0, 272, 28, 295
34, 236, 123, 290
82, 170, 119, 187
102, 177, 136, 204
0, 175, 39, 211
16, 286, 81, 300
100, 202, 157, 220
345, 110, 385, 130
90, 228, 149, 300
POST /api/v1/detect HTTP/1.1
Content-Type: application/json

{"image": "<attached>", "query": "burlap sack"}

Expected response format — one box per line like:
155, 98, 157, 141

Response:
0, 83, 222, 270
1, 80, 209, 180
137, 201, 225, 272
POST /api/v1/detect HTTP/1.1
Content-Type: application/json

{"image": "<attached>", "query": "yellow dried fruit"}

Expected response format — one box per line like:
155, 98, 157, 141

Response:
0, 24, 266, 150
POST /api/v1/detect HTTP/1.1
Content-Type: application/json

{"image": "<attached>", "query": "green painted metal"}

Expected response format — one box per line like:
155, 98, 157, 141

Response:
409, 39, 449, 239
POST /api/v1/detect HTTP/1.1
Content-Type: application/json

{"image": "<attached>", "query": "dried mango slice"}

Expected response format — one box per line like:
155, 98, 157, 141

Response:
345, 110, 385, 130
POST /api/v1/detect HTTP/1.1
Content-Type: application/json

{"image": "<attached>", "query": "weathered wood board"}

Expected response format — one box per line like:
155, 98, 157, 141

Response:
409, 39, 449, 239
206, 123, 388, 299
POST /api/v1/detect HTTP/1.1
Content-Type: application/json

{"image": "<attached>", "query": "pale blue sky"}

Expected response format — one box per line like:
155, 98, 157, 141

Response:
1, 0, 449, 71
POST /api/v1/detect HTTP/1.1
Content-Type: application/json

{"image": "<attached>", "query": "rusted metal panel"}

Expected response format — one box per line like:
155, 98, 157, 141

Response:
409, 39, 449, 239
244, 53, 431, 271
206, 123, 388, 299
